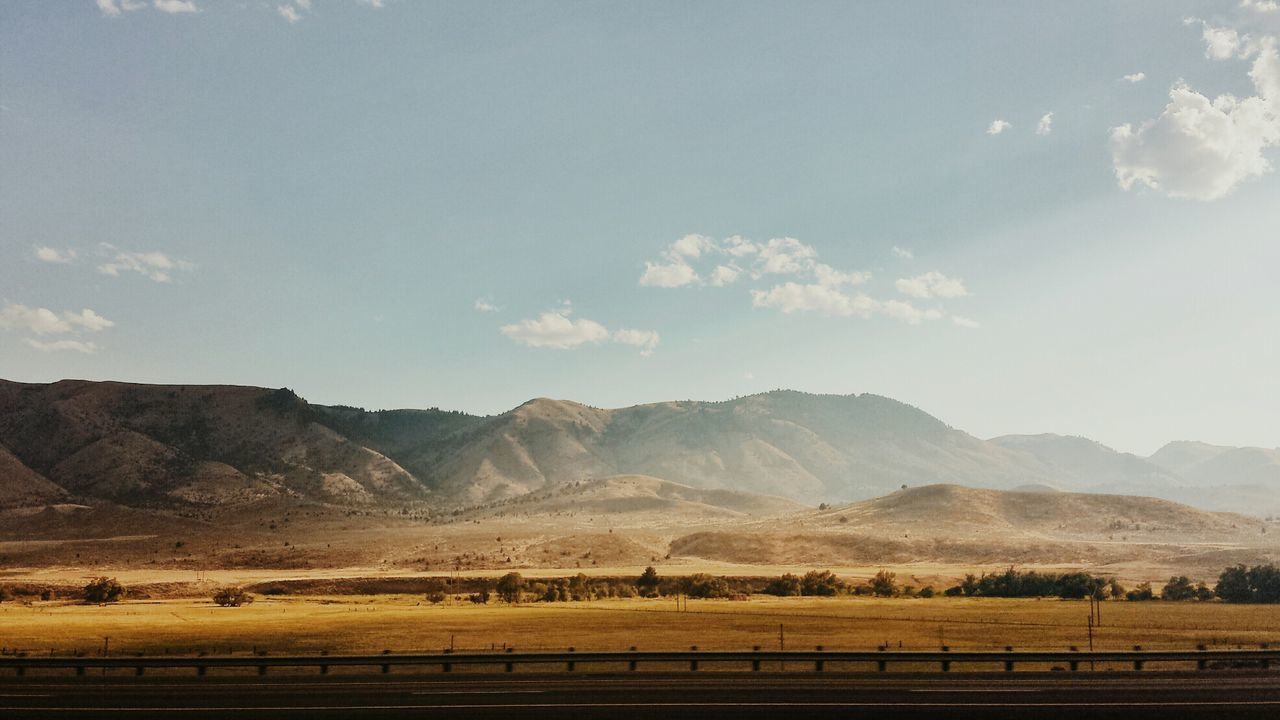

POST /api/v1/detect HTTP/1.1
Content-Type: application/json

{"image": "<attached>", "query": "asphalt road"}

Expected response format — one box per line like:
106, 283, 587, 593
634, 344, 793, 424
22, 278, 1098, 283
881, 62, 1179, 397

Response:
3, 671, 1279, 719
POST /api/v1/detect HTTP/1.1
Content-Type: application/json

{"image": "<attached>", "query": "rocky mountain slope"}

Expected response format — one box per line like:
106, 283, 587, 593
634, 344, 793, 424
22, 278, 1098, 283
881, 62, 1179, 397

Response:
2, 379, 1277, 517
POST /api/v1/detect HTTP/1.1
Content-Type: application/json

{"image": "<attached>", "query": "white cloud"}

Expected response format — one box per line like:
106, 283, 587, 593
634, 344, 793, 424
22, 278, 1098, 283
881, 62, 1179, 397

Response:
1110, 36, 1280, 201
97, 246, 195, 283
722, 235, 758, 257
709, 264, 741, 287
153, 0, 199, 13
474, 299, 498, 313
895, 271, 970, 299
881, 300, 944, 325
891, 246, 914, 260
1122, 72, 1147, 83
500, 307, 658, 354
750, 283, 878, 318
1036, 112, 1054, 136
813, 263, 869, 287
295, 0, 312, 8
35, 246, 77, 264
669, 233, 713, 259
1242, 0, 1280, 12
357, 0, 385, 7
1197, 21, 1245, 59
278, 4, 302, 23
0, 304, 114, 336
755, 237, 817, 275
97, 0, 122, 16
952, 315, 982, 329
612, 328, 660, 356
639, 260, 699, 288
500, 310, 610, 349
987, 119, 1012, 135
25, 339, 100, 354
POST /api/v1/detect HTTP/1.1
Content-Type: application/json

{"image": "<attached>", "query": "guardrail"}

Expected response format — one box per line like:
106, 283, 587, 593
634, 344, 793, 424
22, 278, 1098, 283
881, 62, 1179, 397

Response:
1, 646, 1277, 677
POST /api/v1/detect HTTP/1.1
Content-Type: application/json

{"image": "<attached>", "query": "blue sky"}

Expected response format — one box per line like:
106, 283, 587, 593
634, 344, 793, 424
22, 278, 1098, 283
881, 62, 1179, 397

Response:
2, 0, 1279, 454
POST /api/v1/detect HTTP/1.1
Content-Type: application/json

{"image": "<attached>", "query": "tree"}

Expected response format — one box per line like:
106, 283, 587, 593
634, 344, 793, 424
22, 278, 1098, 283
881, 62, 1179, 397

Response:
496, 572, 524, 604
1125, 582, 1154, 601
762, 573, 802, 597
213, 586, 253, 607
1161, 576, 1196, 601
800, 570, 845, 596
1216, 565, 1254, 603
959, 574, 980, 596
870, 569, 897, 597
635, 566, 661, 597
83, 577, 125, 604
918, 586, 936, 598
1195, 582, 1215, 602
1247, 564, 1280, 603
679, 574, 733, 599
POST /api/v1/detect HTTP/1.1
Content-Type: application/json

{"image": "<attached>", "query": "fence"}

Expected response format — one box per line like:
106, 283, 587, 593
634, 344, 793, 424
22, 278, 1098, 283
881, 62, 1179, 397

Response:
2, 646, 1278, 677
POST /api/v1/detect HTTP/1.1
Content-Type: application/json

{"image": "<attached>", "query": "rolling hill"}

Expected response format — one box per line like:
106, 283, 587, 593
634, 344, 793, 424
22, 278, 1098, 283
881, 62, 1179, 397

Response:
1, 378, 1277, 519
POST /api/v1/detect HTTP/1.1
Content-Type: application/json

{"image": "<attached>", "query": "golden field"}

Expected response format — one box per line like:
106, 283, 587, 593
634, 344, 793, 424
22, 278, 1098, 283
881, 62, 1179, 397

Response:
2, 594, 1277, 662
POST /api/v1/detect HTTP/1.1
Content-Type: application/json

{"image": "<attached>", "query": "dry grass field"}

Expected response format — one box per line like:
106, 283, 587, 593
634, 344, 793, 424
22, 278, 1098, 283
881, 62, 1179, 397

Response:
3, 594, 1277, 663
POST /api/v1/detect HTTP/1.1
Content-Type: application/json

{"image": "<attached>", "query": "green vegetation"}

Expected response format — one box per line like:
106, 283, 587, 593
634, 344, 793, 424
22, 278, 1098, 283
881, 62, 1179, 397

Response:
82, 577, 125, 604
212, 586, 254, 607
946, 568, 1111, 600
1215, 564, 1280, 603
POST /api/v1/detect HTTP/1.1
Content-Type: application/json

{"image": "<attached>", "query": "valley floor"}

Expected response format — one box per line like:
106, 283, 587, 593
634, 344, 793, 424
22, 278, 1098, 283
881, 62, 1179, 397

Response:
2, 595, 1277, 661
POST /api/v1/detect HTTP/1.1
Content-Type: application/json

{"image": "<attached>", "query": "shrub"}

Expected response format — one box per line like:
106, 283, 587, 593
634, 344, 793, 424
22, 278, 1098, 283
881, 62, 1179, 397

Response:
635, 566, 661, 597
468, 589, 490, 604
870, 569, 897, 597
496, 572, 524, 604
1161, 576, 1196, 601
801, 570, 845, 596
83, 577, 125, 604
943, 586, 964, 597
762, 573, 802, 597
918, 586, 936, 598
1126, 582, 1155, 601
212, 586, 253, 607
679, 574, 733, 599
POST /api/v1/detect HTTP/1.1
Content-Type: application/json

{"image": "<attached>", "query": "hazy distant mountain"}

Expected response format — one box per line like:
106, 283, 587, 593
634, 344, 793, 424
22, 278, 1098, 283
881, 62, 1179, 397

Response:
383, 391, 1059, 505
989, 434, 1180, 493
2, 378, 1277, 516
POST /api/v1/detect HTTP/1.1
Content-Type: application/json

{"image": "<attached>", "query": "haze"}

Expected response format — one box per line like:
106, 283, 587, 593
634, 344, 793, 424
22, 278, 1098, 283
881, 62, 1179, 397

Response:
2, 0, 1279, 455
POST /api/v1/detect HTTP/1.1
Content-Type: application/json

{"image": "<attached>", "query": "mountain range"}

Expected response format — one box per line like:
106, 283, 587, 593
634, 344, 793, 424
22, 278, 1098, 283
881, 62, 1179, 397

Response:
1, 378, 1278, 517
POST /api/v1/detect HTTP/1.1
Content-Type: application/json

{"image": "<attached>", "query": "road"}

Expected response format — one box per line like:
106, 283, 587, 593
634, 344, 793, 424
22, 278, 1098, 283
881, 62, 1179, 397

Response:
3, 671, 1280, 719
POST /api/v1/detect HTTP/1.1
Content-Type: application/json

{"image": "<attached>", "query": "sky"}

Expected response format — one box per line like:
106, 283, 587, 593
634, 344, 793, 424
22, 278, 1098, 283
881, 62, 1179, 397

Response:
2, 0, 1279, 455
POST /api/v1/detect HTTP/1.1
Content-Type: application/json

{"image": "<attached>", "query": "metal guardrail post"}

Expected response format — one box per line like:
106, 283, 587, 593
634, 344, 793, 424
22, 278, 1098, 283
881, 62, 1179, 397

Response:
566, 647, 575, 672
442, 648, 452, 673
877, 646, 887, 672
815, 645, 824, 672
1133, 646, 1144, 671
1197, 645, 1207, 671
689, 646, 698, 672
941, 645, 950, 672
628, 647, 637, 672
1004, 646, 1014, 672
1069, 646, 1079, 672
505, 647, 514, 673
752, 646, 761, 672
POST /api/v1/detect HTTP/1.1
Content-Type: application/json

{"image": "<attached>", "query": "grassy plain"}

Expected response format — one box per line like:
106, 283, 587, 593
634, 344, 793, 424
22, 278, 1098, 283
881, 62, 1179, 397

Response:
2, 595, 1277, 662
